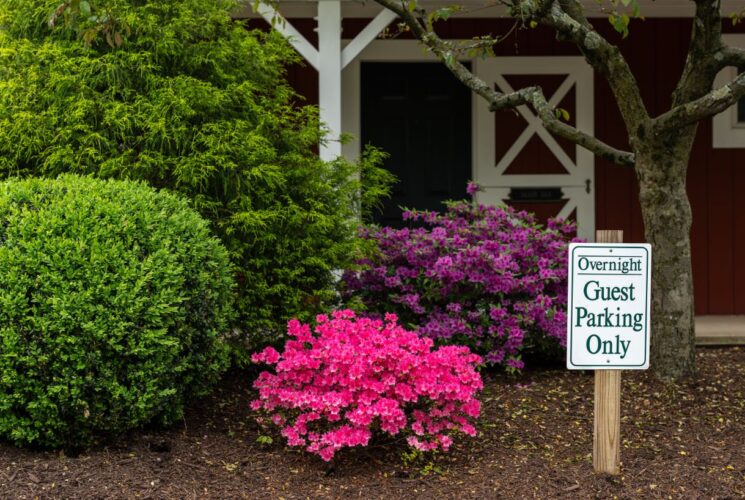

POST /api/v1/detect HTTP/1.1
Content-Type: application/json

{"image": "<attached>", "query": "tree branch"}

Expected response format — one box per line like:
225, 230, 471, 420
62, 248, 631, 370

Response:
372, 0, 635, 166
510, 0, 556, 20
557, 0, 592, 30
672, 0, 724, 107
655, 70, 745, 131
377, 1, 499, 106
503, 86, 636, 166
715, 46, 745, 71
527, 2, 650, 140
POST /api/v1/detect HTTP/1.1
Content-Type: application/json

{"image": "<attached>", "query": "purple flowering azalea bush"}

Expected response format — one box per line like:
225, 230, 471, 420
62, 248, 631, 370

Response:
342, 188, 578, 370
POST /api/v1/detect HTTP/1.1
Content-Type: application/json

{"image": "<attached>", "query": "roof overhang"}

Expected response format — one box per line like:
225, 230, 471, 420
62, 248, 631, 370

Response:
235, 0, 744, 19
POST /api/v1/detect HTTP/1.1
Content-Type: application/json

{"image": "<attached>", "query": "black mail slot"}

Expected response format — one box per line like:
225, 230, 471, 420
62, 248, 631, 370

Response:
509, 187, 564, 202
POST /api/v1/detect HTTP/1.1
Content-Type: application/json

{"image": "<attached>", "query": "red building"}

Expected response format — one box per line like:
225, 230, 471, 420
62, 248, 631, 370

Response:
243, 1, 745, 331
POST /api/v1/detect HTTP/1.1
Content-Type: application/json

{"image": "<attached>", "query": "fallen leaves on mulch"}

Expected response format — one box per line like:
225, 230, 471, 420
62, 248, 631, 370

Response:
1, 347, 744, 499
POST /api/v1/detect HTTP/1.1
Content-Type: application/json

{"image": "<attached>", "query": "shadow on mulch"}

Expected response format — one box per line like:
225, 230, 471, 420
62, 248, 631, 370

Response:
1, 347, 744, 499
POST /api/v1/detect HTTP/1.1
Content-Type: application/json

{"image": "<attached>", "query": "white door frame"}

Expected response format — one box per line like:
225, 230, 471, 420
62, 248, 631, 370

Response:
341, 40, 477, 163
344, 46, 596, 240
474, 56, 595, 240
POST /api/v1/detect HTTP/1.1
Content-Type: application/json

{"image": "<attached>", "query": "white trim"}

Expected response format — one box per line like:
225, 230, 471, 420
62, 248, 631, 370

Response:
474, 56, 595, 240
317, 0, 343, 159
713, 34, 745, 149
492, 73, 577, 175
341, 9, 398, 69
342, 44, 595, 239
695, 316, 745, 345
342, 40, 444, 161
255, 3, 319, 70
259, 1, 399, 160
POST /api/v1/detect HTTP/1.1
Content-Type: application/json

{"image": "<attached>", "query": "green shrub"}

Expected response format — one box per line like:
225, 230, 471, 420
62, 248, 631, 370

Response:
0, 175, 233, 448
0, 0, 392, 352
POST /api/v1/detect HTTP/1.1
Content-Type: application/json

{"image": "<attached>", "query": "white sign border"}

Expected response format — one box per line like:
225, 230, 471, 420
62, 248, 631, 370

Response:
567, 243, 652, 370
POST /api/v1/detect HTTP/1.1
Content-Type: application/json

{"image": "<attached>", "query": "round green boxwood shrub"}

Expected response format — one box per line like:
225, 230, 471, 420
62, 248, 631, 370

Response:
0, 175, 233, 448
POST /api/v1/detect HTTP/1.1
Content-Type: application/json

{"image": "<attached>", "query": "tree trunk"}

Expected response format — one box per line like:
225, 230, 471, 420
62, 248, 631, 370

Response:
635, 129, 698, 380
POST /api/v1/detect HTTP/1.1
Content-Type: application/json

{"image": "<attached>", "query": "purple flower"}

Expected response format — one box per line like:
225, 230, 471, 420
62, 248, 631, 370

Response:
342, 188, 578, 371
466, 181, 482, 196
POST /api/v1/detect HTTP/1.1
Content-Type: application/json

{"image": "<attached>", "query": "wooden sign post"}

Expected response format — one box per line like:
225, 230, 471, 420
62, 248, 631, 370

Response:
594, 230, 622, 475
566, 230, 652, 475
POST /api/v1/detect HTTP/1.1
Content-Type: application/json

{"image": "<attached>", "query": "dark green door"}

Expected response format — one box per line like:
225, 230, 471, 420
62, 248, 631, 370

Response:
361, 62, 472, 226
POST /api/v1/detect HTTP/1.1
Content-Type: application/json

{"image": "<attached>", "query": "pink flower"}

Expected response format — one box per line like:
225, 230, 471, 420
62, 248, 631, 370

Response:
252, 347, 280, 365
460, 423, 477, 437
439, 434, 453, 450
250, 310, 483, 461
384, 312, 398, 323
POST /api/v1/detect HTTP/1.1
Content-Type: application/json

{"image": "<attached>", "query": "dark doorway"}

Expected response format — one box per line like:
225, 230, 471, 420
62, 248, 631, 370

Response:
361, 62, 472, 226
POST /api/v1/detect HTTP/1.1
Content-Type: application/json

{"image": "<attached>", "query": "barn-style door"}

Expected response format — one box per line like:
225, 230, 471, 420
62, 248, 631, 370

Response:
474, 57, 595, 240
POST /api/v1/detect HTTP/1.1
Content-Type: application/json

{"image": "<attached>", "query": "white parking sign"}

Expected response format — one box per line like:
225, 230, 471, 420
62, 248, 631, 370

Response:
567, 243, 651, 369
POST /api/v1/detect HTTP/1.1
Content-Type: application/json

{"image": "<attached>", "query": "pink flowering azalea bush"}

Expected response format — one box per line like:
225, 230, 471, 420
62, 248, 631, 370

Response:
342, 186, 578, 370
250, 310, 483, 461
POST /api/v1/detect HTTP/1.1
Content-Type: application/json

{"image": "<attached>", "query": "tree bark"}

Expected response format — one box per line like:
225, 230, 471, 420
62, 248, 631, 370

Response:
368, 0, 743, 382
635, 127, 698, 380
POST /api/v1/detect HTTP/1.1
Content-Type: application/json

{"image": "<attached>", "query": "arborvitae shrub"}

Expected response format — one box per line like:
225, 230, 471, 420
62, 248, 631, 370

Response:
0, 0, 392, 352
0, 175, 233, 448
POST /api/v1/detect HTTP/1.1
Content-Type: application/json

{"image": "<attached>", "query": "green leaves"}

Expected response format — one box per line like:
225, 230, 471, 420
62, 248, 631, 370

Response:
0, 0, 393, 355
603, 0, 642, 38
429, 5, 461, 22
555, 107, 571, 122
79, 0, 90, 16
356, 146, 396, 223
45, 0, 130, 48
730, 8, 745, 26
0, 175, 233, 448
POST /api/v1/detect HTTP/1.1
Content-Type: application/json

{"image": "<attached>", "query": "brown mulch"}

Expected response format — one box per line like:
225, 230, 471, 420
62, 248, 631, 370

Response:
1, 347, 744, 499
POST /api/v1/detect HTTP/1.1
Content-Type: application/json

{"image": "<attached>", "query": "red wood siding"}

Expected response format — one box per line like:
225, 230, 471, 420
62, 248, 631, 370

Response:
252, 17, 745, 315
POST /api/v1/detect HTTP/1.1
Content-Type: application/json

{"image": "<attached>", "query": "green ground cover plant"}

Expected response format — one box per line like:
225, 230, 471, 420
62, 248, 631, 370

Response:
0, 175, 233, 448
0, 0, 392, 353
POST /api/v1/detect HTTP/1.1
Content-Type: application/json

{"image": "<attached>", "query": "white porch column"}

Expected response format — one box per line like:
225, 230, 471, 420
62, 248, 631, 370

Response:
317, 0, 342, 161
256, 1, 396, 161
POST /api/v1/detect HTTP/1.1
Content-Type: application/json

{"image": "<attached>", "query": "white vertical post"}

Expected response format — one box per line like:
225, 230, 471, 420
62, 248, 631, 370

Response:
317, 0, 342, 161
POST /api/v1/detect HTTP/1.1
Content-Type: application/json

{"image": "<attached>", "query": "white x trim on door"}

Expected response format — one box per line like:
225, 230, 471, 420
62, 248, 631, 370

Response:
473, 57, 595, 240
493, 73, 577, 176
